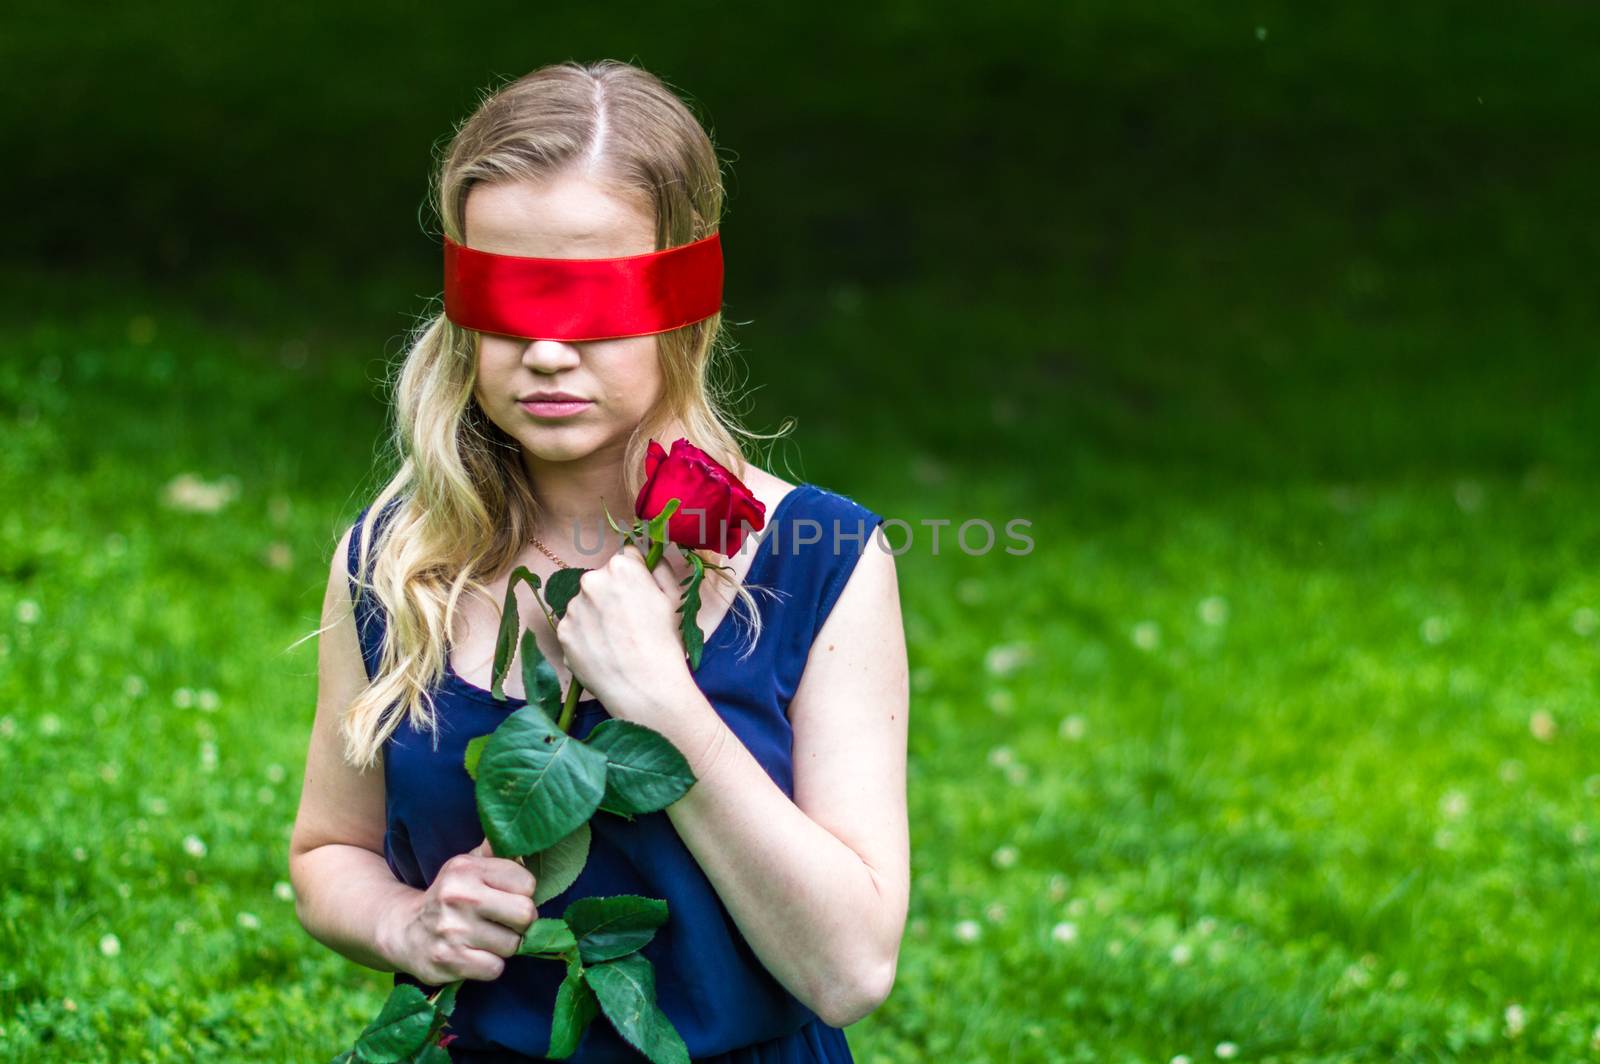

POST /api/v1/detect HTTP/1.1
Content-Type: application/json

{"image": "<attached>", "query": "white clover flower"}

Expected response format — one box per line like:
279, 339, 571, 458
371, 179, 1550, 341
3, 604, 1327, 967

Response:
196, 689, 220, 712
1571, 607, 1598, 636
1058, 714, 1087, 741
1047, 874, 1068, 901
986, 745, 1015, 768
1197, 916, 1218, 935
984, 902, 1007, 923
266, 763, 287, 784
161, 472, 239, 514
1170, 942, 1193, 966
99, 933, 120, 957
1439, 790, 1469, 819
984, 642, 1033, 677
1004, 763, 1029, 786
182, 834, 207, 859
1171, 1056, 1192, 1064
274, 881, 295, 903
16, 600, 40, 624
1529, 710, 1556, 743
1215, 1042, 1239, 1059
257, 786, 275, 805
123, 675, 147, 698
1420, 616, 1448, 644
199, 741, 218, 772
986, 689, 1015, 715
1132, 621, 1160, 651
1500, 760, 1525, 784
1051, 921, 1078, 944
71, 847, 87, 862
1198, 596, 1229, 626
991, 845, 1019, 869
173, 687, 194, 708
0, 716, 13, 739
1504, 1003, 1526, 1038
1106, 938, 1124, 957
147, 796, 169, 816
953, 919, 981, 943
236, 912, 260, 930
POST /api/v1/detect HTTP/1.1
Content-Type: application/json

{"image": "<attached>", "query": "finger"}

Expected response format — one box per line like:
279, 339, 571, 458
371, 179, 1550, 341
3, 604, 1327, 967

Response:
479, 856, 538, 897
470, 837, 495, 859
464, 919, 525, 961
616, 540, 651, 568
475, 885, 539, 935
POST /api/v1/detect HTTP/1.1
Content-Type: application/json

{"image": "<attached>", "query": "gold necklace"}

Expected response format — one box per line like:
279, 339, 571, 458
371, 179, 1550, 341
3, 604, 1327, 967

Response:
529, 535, 572, 570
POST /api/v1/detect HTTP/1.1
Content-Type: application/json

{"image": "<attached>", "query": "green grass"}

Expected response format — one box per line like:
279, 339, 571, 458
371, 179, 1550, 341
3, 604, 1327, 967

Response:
4, 3, 1600, 1061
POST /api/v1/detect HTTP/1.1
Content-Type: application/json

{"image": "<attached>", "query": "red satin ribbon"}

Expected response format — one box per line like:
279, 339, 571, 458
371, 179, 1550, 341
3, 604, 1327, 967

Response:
443, 232, 724, 341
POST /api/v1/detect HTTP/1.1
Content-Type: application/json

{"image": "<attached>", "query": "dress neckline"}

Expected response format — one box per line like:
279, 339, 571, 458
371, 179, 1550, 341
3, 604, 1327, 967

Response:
442, 482, 815, 710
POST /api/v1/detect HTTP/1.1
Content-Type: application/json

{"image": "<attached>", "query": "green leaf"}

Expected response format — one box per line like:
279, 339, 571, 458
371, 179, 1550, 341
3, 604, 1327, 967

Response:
353, 983, 435, 1063
404, 1045, 451, 1064
548, 952, 599, 1058
491, 566, 541, 701
463, 735, 489, 781
601, 500, 641, 538
584, 719, 697, 816
330, 1052, 355, 1064
529, 821, 592, 905
428, 980, 458, 1014
520, 629, 564, 721
475, 707, 608, 856
419, 980, 461, 1046
645, 497, 682, 544
562, 894, 669, 964
543, 567, 587, 619
517, 917, 578, 956
677, 551, 707, 670
586, 953, 690, 1064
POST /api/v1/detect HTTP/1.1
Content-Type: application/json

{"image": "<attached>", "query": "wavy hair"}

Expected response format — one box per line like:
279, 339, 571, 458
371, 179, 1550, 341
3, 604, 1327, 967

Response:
314, 59, 793, 770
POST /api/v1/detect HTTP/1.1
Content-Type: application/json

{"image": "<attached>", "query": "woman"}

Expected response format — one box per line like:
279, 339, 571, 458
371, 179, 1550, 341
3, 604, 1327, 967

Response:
288, 59, 910, 1063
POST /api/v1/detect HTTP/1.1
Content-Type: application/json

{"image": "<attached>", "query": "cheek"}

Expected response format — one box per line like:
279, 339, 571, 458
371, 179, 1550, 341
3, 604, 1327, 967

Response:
607, 337, 663, 406
476, 336, 519, 380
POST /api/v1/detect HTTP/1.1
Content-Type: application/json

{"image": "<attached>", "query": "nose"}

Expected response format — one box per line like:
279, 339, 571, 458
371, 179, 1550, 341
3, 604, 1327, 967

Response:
521, 338, 582, 372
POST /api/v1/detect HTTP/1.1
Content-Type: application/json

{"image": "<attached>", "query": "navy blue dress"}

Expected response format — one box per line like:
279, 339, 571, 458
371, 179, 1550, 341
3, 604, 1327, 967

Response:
346, 483, 886, 1063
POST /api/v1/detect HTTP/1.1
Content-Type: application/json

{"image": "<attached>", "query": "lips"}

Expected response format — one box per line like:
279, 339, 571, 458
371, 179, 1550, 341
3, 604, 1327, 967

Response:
518, 392, 587, 402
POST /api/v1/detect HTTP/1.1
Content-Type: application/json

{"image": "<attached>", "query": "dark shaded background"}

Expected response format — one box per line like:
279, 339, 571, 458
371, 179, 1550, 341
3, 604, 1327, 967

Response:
6, 2, 1598, 484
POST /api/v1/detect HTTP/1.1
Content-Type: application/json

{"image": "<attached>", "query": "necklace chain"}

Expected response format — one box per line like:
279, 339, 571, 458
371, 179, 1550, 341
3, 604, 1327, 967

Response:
529, 535, 572, 570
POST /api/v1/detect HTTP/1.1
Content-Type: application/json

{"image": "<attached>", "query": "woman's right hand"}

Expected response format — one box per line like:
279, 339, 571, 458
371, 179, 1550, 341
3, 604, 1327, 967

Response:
381, 838, 540, 984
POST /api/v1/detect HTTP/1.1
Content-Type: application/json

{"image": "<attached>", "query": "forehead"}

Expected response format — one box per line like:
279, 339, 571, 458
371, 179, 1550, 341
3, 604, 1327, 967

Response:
463, 173, 656, 260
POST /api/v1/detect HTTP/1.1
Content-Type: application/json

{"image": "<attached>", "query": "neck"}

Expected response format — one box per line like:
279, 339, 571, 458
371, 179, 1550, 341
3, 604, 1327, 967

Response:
519, 435, 646, 565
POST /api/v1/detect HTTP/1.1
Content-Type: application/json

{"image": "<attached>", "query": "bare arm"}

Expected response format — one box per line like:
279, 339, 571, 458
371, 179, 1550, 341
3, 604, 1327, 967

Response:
646, 541, 911, 1028
286, 523, 418, 972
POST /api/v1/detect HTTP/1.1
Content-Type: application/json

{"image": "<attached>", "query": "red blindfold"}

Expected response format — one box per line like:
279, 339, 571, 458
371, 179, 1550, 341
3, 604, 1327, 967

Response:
442, 232, 724, 342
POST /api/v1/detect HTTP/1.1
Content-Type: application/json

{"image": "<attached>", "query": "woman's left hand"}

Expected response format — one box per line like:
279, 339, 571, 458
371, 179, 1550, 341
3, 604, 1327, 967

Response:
555, 540, 692, 718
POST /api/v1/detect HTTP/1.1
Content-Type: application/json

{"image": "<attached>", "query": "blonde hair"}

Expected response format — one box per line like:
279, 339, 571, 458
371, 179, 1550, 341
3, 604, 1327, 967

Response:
323, 59, 792, 770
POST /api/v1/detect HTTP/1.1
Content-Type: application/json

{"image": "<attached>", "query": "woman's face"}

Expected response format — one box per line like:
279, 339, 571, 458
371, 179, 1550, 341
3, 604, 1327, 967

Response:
464, 173, 664, 465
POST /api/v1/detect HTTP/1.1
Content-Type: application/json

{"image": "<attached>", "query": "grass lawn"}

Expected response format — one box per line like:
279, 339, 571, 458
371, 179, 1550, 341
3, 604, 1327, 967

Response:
3, 4, 1599, 1061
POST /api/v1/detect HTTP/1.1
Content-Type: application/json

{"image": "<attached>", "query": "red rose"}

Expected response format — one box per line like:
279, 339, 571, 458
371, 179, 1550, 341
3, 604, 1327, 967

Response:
634, 438, 766, 555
